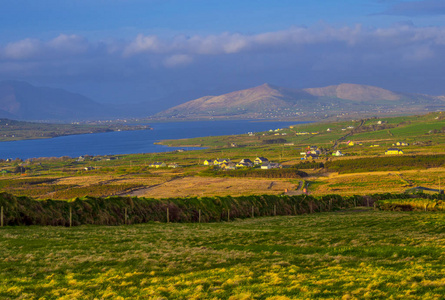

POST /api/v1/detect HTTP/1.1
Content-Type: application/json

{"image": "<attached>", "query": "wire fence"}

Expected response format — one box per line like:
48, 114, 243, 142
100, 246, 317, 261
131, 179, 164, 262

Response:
0, 192, 443, 227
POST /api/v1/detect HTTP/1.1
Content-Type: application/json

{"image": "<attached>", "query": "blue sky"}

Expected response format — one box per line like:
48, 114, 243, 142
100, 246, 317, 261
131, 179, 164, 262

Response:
1, 0, 445, 110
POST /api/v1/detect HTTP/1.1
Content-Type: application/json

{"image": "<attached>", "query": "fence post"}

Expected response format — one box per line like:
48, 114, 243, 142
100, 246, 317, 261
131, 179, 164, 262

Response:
293, 205, 297, 215
309, 202, 313, 214
274, 204, 276, 216
69, 206, 72, 227
1, 206, 3, 227
354, 199, 357, 207
167, 207, 170, 223
124, 208, 128, 225
199, 209, 201, 223
329, 199, 332, 211
252, 206, 254, 218
227, 209, 230, 222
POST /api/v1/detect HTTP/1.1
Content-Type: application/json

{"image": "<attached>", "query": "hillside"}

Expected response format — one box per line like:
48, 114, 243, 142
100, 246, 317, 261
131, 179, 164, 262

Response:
0, 81, 117, 121
304, 83, 401, 101
155, 83, 445, 120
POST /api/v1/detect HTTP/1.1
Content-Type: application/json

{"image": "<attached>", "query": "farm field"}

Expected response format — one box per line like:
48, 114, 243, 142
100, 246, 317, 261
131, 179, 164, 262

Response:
312, 168, 445, 195
1, 210, 445, 299
0, 112, 444, 200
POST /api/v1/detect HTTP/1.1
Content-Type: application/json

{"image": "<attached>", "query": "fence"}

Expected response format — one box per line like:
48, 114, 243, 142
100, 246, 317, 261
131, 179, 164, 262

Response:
0, 192, 442, 227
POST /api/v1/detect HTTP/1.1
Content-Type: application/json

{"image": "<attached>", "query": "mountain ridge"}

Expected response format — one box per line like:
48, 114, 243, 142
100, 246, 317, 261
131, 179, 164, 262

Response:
1, 80, 444, 121
155, 83, 445, 120
0, 80, 118, 121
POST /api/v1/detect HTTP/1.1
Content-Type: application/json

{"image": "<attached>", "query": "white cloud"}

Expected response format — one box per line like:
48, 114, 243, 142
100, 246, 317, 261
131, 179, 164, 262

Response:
47, 34, 89, 54
123, 34, 164, 56
3, 24, 445, 64
120, 24, 445, 60
1, 24, 445, 97
3, 38, 41, 59
1, 34, 90, 60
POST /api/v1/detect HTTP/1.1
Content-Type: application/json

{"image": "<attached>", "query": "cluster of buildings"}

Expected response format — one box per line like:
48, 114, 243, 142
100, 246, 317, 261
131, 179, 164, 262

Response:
203, 157, 282, 170
149, 162, 179, 168
300, 146, 323, 160
385, 148, 404, 155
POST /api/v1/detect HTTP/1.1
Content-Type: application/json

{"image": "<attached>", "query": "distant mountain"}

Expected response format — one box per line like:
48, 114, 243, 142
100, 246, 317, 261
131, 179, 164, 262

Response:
156, 83, 315, 117
3, 80, 444, 121
303, 83, 401, 101
0, 81, 117, 121
155, 83, 445, 120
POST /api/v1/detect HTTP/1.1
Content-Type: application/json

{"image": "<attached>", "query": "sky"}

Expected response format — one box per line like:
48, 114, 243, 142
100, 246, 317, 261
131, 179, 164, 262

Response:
1, 0, 445, 111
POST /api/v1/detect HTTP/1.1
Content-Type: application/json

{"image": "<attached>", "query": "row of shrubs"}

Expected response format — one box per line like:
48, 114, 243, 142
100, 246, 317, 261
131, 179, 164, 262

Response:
0, 192, 443, 226
0, 193, 361, 226
376, 193, 445, 211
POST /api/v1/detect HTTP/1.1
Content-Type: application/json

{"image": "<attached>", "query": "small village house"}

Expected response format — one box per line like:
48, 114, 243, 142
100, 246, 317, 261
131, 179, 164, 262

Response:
394, 142, 409, 146
214, 158, 230, 165
203, 159, 213, 166
385, 148, 404, 155
150, 162, 167, 168
254, 157, 269, 165
220, 162, 236, 170
237, 159, 253, 168
332, 150, 344, 156
261, 162, 282, 169
304, 154, 319, 160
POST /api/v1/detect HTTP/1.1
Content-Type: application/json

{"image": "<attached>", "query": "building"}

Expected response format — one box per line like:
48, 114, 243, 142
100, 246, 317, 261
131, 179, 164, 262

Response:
203, 160, 213, 166
220, 162, 236, 170
261, 162, 282, 169
394, 142, 409, 146
385, 148, 404, 155
237, 159, 253, 167
150, 162, 167, 168
214, 158, 230, 165
304, 154, 319, 160
254, 157, 269, 165
332, 150, 344, 156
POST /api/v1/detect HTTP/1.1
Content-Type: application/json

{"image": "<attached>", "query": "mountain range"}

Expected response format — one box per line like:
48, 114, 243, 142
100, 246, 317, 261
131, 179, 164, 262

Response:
0, 81, 117, 121
155, 83, 445, 120
1, 80, 444, 121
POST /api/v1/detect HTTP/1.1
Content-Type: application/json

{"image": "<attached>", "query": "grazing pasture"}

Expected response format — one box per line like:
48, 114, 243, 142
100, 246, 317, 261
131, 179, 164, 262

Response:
1, 210, 445, 299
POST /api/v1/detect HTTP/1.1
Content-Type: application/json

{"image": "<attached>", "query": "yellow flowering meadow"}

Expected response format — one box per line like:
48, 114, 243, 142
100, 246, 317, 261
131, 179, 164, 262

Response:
1, 210, 445, 299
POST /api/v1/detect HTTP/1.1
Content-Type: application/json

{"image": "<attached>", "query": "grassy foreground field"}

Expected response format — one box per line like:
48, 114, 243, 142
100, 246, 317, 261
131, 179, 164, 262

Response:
1, 210, 445, 299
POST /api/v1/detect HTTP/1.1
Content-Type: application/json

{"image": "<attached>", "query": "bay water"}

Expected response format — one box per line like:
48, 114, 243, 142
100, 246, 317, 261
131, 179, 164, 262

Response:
0, 120, 306, 159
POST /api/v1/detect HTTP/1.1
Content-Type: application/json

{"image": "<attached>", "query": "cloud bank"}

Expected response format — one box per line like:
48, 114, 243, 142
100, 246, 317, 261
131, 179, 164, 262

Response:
1, 24, 445, 103
2, 24, 444, 62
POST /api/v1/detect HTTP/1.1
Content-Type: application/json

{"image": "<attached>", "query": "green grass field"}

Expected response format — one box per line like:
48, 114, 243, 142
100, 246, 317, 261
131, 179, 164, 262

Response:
1, 210, 445, 299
